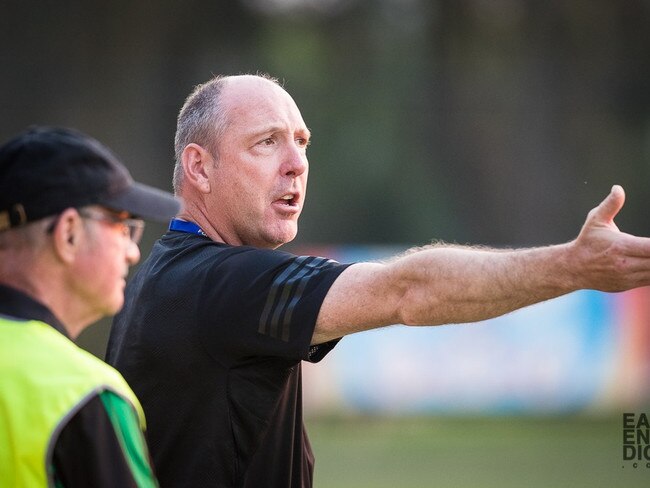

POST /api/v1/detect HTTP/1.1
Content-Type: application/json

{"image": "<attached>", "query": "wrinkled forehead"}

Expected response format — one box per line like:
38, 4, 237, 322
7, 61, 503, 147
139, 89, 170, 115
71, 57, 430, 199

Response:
220, 77, 307, 131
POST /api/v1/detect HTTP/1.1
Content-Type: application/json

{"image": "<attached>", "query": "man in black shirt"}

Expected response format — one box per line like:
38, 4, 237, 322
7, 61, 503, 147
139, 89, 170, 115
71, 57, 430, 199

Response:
107, 74, 650, 487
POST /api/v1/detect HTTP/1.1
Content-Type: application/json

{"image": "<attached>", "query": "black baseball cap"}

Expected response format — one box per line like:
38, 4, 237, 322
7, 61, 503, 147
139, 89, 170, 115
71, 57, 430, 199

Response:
0, 126, 181, 231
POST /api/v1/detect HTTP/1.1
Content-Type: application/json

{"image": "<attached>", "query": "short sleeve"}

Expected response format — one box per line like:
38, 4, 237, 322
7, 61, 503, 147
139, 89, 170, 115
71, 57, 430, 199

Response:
197, 248, 350, 365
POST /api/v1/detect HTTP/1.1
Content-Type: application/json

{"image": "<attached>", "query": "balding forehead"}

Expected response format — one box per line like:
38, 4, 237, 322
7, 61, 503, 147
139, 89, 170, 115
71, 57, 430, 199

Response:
222, 74, 283, 96
220, 76, 304, 126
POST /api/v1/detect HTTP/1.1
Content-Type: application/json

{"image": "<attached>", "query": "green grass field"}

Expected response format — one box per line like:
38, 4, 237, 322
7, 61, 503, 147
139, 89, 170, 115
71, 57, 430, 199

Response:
306, 415, 649, 488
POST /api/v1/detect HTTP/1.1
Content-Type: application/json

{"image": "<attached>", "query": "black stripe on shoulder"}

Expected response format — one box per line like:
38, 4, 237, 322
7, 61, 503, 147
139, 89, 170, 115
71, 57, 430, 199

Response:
258, 256, 337, 341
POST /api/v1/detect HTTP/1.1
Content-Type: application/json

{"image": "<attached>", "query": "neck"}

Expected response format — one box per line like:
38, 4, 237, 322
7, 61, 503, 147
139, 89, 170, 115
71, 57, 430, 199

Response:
175, 199, 231, 245
0, 262, 89, 340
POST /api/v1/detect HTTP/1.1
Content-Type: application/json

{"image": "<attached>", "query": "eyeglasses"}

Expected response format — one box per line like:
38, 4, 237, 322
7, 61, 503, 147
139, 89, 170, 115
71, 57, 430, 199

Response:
78, 208, 145, 244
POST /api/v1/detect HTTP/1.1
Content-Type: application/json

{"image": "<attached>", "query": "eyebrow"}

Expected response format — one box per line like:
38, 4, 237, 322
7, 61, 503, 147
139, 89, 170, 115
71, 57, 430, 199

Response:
249, 125, 311, 139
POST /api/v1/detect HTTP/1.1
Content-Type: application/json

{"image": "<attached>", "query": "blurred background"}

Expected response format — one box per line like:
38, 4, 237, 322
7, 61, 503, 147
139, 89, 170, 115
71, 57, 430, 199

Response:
2, 0, 649, 486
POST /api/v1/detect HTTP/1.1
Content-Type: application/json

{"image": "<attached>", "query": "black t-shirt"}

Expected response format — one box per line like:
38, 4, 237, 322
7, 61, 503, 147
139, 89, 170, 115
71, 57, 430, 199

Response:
106, 231, 350, 488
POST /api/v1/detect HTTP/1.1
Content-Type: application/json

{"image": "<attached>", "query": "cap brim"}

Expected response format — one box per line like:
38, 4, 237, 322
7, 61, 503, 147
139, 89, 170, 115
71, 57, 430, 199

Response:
101, 182, 181, 222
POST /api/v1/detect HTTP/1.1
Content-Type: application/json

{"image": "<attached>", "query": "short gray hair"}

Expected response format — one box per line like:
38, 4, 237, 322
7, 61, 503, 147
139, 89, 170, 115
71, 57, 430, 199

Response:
0, 216, 55, 252
173, 76, 229, 193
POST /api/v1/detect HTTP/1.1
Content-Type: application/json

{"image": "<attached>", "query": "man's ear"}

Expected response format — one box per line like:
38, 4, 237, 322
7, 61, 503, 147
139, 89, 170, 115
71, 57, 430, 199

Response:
181, 143, 213, 194
50, 208, 83, 264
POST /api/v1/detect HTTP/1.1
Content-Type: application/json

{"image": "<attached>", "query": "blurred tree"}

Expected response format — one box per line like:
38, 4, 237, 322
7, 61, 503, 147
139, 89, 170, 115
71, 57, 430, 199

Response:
425, 0, 650, 245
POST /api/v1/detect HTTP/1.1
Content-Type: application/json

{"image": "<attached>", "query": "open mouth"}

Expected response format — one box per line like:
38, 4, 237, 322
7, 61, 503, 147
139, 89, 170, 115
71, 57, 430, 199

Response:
278, 194, 297, 206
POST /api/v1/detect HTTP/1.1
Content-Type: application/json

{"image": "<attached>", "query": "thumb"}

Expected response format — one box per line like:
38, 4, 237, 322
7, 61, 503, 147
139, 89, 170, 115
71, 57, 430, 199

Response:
590, 185, 625, 224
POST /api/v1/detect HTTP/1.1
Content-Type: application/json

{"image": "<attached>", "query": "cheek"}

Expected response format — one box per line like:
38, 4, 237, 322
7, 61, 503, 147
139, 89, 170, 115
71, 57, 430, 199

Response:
102, 259, 128, 312
237, 174, 273, 212
90, 241, 126, 288
215, 170, 260, 208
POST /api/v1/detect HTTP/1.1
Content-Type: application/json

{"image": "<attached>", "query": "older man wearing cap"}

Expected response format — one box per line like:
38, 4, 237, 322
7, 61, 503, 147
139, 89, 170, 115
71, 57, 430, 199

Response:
0, 126, 180, 488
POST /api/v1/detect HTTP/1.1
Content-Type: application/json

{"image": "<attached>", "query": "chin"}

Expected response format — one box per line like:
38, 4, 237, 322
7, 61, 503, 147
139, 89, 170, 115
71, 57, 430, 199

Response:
277, 228, 298, 247
107, 297, 125, 316
261, 223, 297, 249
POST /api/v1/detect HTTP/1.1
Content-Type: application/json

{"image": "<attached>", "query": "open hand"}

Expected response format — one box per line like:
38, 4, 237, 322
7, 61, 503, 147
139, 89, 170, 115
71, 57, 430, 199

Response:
573, 185, 650, 292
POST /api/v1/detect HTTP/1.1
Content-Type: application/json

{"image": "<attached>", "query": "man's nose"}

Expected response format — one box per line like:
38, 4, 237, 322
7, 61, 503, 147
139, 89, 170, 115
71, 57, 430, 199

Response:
282, 144, 308, 177
126, 240, 141, 266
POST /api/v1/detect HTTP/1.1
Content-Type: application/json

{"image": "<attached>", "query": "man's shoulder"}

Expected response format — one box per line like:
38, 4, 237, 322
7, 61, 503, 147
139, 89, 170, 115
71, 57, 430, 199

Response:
139, 233, 347, 297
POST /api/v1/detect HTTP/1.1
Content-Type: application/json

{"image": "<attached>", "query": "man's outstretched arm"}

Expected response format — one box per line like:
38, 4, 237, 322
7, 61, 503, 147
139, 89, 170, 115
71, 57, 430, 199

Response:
313, 185, 650, 344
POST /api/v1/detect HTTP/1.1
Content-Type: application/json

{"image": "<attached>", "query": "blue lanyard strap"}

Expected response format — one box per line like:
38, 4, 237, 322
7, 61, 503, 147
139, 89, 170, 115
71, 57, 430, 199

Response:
168, 218, 207, 237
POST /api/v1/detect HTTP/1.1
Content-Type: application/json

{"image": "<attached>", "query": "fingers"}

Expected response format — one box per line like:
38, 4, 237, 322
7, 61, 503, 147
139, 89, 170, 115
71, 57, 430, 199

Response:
589, 185, 625, 224
600, 258, 650, 292
613, 234, 650, 258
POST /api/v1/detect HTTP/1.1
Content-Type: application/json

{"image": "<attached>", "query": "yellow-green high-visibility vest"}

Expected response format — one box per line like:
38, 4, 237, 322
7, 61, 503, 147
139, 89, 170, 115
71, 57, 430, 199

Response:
0, 316, 147, 487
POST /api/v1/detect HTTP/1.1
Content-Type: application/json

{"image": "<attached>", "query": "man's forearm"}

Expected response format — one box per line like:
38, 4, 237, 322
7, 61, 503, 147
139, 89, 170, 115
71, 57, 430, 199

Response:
391, 242, 577, 326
